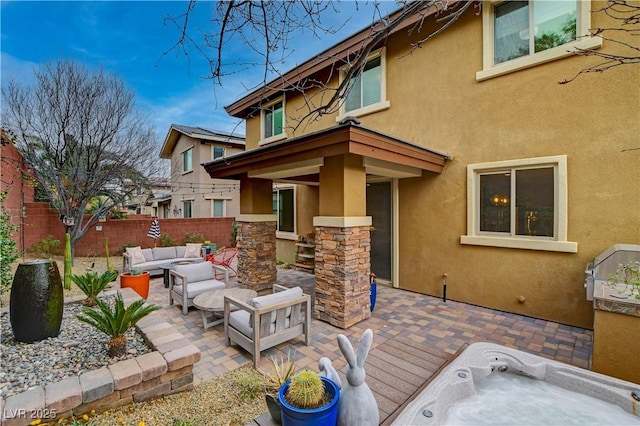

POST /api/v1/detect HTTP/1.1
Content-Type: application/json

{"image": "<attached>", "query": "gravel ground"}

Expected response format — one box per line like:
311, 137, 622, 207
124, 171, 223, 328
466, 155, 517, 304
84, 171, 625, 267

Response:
3, 257, 268, 425
83, 365, 267, 426
0, 296, 151, 398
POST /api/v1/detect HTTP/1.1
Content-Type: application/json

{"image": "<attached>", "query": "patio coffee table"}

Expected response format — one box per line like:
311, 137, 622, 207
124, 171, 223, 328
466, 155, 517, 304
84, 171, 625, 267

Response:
160, 258, 205, 288
193, 288, 257, 329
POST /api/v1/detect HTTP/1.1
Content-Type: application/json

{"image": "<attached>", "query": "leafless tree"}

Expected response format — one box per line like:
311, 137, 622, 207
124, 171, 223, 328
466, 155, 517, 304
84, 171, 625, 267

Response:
166, 0, 638, 129
1, 60, 161, 257
560, 0, 640, 83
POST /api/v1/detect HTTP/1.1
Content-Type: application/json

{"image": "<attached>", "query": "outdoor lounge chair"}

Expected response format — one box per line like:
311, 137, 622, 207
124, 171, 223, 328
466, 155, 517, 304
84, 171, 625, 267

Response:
169, 262, 230, 315
208, 247, 238, 279
223, 284, 311, 368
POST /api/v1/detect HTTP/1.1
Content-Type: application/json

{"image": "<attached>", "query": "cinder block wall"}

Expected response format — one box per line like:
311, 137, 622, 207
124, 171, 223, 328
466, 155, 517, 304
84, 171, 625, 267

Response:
20, 202, 235, 256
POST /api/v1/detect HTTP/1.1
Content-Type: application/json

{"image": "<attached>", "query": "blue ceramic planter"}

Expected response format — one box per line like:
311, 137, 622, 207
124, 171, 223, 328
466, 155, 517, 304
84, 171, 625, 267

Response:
278, 376, 340, 426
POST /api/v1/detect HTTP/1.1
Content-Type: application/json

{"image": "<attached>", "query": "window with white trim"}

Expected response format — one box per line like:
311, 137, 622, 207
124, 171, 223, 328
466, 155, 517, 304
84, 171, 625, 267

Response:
261, 98, 285, 143
182, 147, 193, 173
339, 48, 390, 120
477, 1, 601, 81
211, 199, 225, 217
212, 146, 225, 160
461, 155, 577, 253
272, 187, 295, 234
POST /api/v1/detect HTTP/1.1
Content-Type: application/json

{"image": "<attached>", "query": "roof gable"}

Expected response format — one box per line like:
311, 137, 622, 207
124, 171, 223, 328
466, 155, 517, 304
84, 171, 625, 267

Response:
160, 124, 245, 158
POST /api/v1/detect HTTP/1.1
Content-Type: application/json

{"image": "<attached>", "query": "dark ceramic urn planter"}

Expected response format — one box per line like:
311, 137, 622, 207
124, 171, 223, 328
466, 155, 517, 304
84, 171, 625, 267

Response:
10, 259, 64, 343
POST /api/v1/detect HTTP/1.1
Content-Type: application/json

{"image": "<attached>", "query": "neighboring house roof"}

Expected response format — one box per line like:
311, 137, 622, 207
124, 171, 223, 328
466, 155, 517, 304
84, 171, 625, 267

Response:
203, 120, 451, 182
224, 2, 447, 117
160, 124, 245, 159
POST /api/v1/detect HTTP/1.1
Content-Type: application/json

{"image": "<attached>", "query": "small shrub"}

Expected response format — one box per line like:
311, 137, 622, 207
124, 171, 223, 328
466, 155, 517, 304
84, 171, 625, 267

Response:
129, 267, 143, 276
109, 210, 127, 219
160, 233, 177, 247
71, 270, 118, 306
234, 367, 265, 401
231, 221, 238, 247
261, 353, 297, 397
184, 232, 206, 244
76, 292, 160, 357
28, 234, 61, 257
115, 242, 136, 256
0, 190, 19, 294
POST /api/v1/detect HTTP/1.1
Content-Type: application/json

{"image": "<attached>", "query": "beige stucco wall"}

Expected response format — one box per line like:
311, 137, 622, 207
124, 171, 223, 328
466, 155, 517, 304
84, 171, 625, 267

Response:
592, 310, 640, 383
241, 2, 639, 329
170, 135, 242, 219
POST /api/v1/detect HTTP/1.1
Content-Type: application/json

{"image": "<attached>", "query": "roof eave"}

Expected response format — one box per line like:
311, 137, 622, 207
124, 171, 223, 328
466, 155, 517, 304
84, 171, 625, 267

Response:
224, 2, 452, 118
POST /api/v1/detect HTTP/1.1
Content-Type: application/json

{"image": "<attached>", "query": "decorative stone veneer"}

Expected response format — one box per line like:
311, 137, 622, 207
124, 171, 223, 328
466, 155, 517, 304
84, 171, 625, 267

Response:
314, 225, 371, 329
1, 288, 200, 426
236, 220, 278, 292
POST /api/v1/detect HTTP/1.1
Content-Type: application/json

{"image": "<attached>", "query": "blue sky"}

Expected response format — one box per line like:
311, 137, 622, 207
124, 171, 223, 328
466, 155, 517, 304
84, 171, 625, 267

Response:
1, 1, 395, 144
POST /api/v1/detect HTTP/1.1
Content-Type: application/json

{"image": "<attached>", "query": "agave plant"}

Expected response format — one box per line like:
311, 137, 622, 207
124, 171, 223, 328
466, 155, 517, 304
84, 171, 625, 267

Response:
71, 270, 118, 306
76, 291, 160, 357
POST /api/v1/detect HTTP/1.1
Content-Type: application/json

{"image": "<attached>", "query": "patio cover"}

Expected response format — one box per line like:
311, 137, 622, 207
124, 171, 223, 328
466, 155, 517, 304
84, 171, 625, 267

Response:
202, 121, 451, 181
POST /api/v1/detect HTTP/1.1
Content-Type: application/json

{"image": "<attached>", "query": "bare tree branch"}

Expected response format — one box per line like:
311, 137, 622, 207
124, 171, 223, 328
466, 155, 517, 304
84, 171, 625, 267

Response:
1, 60, 162, 256
560, 0, 640, 84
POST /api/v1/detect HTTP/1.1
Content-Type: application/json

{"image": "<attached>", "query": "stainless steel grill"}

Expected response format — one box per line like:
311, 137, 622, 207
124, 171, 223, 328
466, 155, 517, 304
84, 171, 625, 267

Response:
585, 244, 640, 301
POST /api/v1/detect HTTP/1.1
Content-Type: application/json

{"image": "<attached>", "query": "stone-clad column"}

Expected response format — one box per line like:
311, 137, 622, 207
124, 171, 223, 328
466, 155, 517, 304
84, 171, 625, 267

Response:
314, 217, 371, 329
236, 215, 277, 292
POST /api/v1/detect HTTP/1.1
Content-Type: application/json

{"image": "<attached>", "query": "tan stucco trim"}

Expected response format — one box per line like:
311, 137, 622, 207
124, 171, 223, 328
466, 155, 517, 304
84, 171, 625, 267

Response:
237, 214, 277, 222
313, 216, 372, 227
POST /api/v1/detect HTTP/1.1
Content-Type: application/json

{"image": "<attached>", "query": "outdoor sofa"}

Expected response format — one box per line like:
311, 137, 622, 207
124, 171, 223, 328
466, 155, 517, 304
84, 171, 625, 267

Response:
122, 244, 204, 276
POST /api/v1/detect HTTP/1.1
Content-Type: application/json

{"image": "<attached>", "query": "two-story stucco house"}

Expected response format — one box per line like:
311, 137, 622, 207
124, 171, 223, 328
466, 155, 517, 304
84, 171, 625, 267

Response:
202, 1, 639, 332
160, 124, 245, 219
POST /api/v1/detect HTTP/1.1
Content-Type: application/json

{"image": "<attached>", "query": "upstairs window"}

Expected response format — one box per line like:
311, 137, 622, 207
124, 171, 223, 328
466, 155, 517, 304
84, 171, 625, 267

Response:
346, 56, 381, 111
212, 146, 225, 160
261, 98, 285, 143
477, 1, 601, 81
339, 48, 389, 120
494, 1, 576, 64
182, 147, 193, 173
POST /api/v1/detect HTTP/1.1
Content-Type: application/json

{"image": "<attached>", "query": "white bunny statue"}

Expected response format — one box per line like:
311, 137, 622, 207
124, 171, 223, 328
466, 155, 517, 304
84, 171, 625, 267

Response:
337, 328, 379, 426
319, 356, 342, 389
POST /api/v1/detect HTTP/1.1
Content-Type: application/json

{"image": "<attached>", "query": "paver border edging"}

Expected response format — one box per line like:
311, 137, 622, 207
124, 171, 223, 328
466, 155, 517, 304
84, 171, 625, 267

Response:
1, 287, 201, 426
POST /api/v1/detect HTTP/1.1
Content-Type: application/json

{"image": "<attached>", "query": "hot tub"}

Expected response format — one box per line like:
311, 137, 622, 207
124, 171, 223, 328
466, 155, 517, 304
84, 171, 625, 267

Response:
392, 342, 640, 425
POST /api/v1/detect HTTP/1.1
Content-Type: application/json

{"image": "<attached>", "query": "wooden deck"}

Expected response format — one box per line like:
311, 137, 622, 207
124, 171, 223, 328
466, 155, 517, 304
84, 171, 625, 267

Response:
248, 336, 464, 426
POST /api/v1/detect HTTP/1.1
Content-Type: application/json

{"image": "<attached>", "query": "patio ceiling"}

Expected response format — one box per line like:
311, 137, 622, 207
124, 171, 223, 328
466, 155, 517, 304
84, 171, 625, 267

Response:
202, 122, 451, 183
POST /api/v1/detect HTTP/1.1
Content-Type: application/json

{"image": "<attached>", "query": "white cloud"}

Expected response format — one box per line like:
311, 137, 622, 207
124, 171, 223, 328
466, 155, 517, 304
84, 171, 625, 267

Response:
0, 53, 39, 85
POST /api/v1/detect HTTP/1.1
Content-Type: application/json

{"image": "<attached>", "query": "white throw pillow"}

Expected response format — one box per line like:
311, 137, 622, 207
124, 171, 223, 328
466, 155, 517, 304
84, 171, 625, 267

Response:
126, 246, 146, 266
184, 243, 202, 258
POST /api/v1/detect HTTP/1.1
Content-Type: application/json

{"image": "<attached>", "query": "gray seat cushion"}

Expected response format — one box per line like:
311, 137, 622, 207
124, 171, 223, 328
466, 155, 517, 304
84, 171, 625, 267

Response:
173, 279, 225, 299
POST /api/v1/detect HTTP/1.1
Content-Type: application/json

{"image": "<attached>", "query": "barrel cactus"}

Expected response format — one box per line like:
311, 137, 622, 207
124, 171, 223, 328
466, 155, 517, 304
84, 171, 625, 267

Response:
285, 369, 326, 409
